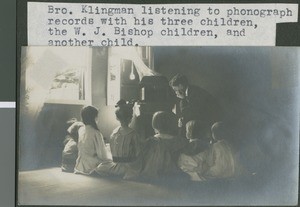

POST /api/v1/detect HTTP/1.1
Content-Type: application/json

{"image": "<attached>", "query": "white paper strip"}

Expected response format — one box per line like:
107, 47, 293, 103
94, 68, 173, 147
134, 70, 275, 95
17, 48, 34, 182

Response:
28, 3, 298, 46
0, 102, 16, 108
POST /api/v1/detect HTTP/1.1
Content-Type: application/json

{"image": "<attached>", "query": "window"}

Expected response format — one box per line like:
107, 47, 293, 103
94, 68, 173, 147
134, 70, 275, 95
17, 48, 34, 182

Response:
23, 47, 92, 105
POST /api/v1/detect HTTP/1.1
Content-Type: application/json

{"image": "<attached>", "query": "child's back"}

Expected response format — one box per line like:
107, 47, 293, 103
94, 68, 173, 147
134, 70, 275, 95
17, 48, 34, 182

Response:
202, 139, 237, 179
75, 125, 110, 174
61, 120, 83, 172
124, 111, 186, 181
96, 100, 140, 176
138, 134, 184, 178
74, 106, 111, 175
110, 126, 139, 162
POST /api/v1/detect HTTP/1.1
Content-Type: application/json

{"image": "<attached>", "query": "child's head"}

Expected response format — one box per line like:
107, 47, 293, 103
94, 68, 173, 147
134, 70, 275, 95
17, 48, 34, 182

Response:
81, 105, 99, 130
211, 122, 224, 141
152, 111, 177, 135
185, 120, 210, 141
66, 118, 77, 125
66, 118, 77, 132
115, 99, 133, 126
67, 121, 84, 142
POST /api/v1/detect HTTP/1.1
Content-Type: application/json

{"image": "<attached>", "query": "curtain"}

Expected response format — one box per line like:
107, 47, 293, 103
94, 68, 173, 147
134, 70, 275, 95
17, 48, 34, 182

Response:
107, 47, 159, 105
111, 47, 159, 79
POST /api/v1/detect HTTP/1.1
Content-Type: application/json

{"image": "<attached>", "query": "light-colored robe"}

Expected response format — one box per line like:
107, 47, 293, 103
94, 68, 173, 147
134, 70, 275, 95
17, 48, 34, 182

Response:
74, 125, 112, 175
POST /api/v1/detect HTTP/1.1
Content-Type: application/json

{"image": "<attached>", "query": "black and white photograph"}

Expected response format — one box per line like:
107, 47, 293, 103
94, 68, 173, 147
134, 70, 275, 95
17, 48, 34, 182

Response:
18, 46, 299, 206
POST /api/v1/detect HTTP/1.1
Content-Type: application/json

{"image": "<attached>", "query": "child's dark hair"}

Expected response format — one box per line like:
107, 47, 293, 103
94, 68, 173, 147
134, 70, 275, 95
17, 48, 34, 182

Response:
67, 122, 83, 142
66, 118, 77, 129
64, 118, 79, 145
81, 105, 99, 130
115, 99, 133, 126
152, 111, 177, 135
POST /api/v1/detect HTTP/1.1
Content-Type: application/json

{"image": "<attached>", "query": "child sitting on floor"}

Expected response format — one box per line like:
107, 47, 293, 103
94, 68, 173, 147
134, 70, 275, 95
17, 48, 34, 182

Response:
178, 120, 211, 181
178, 121, 241, 181
181, 120, 211, 156
74, 105, 112, 175
61, 118, 83, 172
124, 111, 187, 181
96, 100, 140, 176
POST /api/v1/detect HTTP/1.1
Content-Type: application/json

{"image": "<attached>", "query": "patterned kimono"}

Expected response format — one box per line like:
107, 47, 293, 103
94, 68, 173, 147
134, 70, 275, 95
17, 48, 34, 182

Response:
124, 134, 186, 181
96, 126, 140, 176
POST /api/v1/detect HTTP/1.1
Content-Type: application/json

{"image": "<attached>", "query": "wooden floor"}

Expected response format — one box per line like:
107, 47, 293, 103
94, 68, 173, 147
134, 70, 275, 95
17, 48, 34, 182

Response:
18, 167, 296, 206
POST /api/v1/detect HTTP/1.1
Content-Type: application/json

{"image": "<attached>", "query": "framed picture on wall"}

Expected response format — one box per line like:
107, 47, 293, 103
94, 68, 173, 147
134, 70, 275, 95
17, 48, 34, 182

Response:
46, 66, 86, 104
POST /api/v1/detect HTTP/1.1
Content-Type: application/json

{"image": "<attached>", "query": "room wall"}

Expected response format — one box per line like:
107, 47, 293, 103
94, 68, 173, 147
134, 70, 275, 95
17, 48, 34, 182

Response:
154, 47, 298, 124
90, 47, 119, 139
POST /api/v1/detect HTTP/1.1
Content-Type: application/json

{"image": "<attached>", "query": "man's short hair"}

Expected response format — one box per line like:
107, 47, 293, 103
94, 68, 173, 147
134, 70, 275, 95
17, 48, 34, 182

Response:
169, 74, 188, 87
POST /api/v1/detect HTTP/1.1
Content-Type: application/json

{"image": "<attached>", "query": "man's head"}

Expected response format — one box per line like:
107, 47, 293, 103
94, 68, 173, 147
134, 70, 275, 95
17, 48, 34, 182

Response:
169, 74, 189, 99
